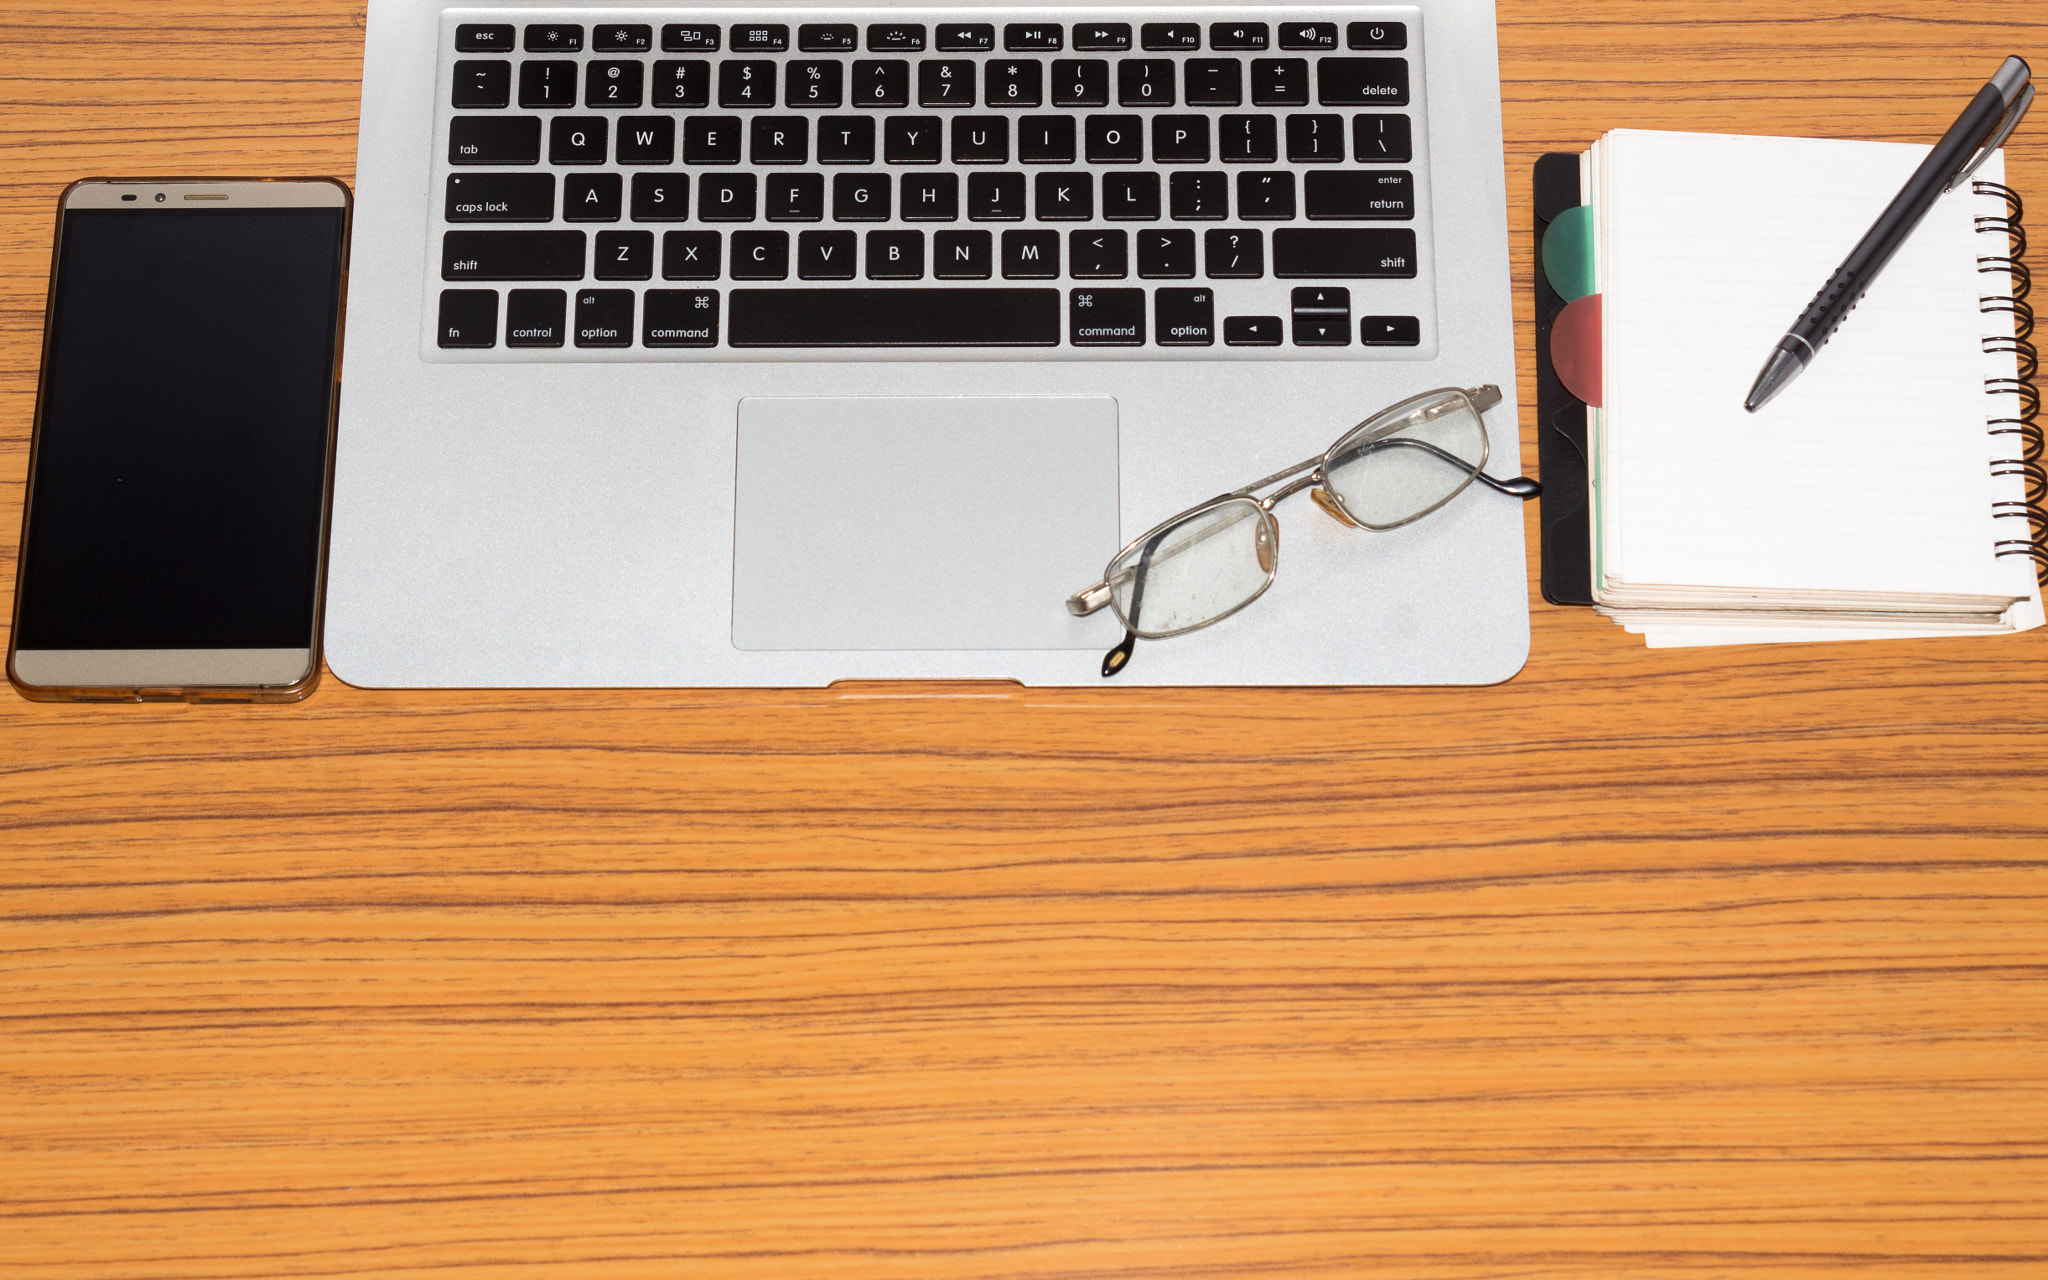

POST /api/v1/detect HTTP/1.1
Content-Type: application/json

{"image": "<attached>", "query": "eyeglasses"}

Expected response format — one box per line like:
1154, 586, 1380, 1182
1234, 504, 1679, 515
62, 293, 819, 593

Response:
1066, 384, 1540, 677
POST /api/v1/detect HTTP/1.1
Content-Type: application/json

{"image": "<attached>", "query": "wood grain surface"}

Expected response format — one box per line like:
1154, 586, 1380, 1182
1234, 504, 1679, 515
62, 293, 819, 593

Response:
4, 2, 2047, 1276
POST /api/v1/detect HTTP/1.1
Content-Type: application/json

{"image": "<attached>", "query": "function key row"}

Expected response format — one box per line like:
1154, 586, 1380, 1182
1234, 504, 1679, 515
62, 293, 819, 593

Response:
456, 20, 1409, 56
437, 284, 1420, 349
457, 58, 1408, 112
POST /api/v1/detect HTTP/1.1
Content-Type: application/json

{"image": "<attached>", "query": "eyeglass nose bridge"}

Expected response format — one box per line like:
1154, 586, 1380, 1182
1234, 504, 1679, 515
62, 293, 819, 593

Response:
1310, 487, 1361, 528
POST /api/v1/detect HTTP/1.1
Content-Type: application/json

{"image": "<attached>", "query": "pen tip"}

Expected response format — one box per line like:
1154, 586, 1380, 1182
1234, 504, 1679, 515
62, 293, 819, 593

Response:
1745, 347, 1805, 414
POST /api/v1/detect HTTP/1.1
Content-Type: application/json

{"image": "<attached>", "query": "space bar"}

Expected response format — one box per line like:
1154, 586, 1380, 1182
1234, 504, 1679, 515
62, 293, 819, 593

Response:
728, 288, 1062, 347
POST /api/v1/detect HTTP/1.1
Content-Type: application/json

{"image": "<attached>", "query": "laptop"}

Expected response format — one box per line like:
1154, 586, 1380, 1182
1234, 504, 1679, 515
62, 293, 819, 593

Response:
327, 0, 1528, 686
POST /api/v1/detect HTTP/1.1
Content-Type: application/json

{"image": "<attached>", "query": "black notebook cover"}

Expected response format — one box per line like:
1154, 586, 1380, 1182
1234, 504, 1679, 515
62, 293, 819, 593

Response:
1533, 151, 1593, 606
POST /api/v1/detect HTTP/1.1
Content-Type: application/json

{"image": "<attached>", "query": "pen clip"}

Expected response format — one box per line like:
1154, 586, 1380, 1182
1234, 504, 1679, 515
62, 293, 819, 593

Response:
1950, 81, 2035, 191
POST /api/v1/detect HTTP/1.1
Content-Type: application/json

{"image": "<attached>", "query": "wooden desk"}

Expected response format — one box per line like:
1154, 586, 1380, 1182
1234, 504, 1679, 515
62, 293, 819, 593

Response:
4, 3, 2045, 1275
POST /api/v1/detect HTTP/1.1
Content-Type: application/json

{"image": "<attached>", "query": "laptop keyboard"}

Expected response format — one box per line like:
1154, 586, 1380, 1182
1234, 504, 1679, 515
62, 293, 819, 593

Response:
430, 7, 1436, 359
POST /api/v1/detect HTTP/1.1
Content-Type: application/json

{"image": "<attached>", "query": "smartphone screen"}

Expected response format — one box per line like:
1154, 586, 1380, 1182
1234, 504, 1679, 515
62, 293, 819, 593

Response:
11, 182, 348, 698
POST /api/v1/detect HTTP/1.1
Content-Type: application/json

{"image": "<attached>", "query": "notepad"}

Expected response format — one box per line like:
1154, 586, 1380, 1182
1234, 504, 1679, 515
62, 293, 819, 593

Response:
1579, 129, 2042, 646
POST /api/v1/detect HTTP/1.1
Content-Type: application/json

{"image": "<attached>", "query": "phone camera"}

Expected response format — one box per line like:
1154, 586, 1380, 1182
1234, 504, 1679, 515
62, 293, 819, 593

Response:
154, 192, 165, 203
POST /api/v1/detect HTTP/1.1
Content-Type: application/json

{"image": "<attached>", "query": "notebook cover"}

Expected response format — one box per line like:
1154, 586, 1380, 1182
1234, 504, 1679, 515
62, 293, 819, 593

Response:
1533, 151, 1593, 606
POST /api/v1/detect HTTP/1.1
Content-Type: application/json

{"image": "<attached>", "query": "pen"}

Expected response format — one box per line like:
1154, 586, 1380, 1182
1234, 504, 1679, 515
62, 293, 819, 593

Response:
1744, 56, 2036, 413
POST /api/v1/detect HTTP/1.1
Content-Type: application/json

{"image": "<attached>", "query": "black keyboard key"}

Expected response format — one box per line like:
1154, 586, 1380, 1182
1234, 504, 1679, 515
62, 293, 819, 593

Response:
937, 23, 995, 52
437, 289, 498, 347
1069, 228, 1128, 278
575, 289, 632, 347
445, 172, 554, 222
833, 172, 891, 221
729, 287, 1062, 346
920, 60, 976, 106
594, 24, 653, 53
900, 173, 959, 220
644, 289, 720, 347
731, 24, 789, 52
443, 230, 585, 281
1002, 229, 1059, 276
452, 60, 510, 109
631, 173, 690, 221
852, 60, 910, 107
1360, 315, 1420, 346
750, 117, 809, 164
720, 60, 776, 108
587, 61, 644, 109
1086, 115, 1143, 163
549, 117, 608, 165
595, 229, 654, 280
1251, 58, 1310, 106
987, 60, 1043, 107
506, 288, 566, 347
1348, 21, 1407, 50
731, 230, 791, 278
1017, 116, 1075, 163
662, 24, 720, 53
1305, 169, 1414, 219
766, 173, 825, 220
1272, 227, 1417, 277
787, 60, 845, 107
1209, 23, 1269, 51
798, 229, 857, 278
1291, 286, 1350, 346
1035, 172, 1092, 220
1184, 60, 1242, 107
1004, 24, 1063, 52
1224, 315, 1282, 345
1156, 287, 1215, 344
1137, 228, 1196, 277
952, 116, 1009, 163
683, 116, 743, 164
885, 116, 944, 163
818, 116, 876, 163
934, 230, 993, 278
867, 24, 926, 52
866, 229, 924, 278
446, 110, 538, 166
1205, 228, 1263, 278
1170, 172, 1228, 219
799, 23, 857, 52
617, 116, 676, 164
1219, 115, 1277, 162
455, 24, 514, 53
1070, 288, 1145, 345
1052, 59, 1110, 107
1140, 23, 1201, 51
1354, 113, 1413, 162
1287, 114, 1345, 162
1278, 23, 1337, 51
1103, 172, 1160, 220
518, 61, 577, 108
699, 173, 759, 221
1152, 116, 1210, 163
654, 61, 710, 108
524, 24, 582, 53
663, 231, 722, 279
1319, 58, 1409, 107
562, 173, 623, 221
1071, 22, 1131, 51
1118, 60, 1175, 106
1238, 171, 1296, 219
970, 172, 1027, 220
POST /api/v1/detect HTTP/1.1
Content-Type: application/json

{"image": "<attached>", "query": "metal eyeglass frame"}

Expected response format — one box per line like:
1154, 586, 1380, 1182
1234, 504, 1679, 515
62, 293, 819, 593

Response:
1065, 384, 1541, 677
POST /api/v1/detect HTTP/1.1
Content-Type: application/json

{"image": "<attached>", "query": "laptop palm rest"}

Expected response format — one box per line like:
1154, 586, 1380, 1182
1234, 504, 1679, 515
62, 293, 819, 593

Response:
732, 396, 1121, 651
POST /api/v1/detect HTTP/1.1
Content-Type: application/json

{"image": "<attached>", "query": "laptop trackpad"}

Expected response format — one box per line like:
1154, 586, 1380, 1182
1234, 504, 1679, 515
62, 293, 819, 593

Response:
732, 396, 1120, 650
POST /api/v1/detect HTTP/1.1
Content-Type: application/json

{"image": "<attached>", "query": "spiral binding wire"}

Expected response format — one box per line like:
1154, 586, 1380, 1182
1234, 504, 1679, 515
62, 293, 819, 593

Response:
1978, 180, 2047, 582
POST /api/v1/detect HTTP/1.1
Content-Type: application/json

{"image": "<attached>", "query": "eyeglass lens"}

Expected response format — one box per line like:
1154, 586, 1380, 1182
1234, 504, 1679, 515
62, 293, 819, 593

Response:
1324, 394, 1488, 528
1109, 498, 1275, 638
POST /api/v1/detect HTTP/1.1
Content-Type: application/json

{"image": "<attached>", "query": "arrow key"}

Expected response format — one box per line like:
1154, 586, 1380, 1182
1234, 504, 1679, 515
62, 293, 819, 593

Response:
1359, 314, 1420, 346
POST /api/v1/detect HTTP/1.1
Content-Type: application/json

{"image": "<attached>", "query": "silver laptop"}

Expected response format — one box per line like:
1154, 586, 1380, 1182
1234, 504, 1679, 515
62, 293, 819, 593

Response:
328, 0, 1527, 686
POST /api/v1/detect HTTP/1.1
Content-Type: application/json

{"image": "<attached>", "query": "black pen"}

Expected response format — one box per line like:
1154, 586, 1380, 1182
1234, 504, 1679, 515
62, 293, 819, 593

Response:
1745, 56, 2035, 413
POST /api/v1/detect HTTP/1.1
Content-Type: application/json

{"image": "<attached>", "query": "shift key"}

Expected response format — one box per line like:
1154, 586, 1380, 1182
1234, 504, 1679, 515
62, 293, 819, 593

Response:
443, 230, 586, 280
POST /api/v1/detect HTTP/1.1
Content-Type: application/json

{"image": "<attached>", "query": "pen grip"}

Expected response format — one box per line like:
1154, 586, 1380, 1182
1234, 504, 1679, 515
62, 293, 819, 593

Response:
1786, 263, 1869, 357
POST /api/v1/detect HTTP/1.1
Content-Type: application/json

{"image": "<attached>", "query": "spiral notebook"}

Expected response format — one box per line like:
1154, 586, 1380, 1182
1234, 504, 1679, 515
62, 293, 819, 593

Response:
1540, 129, 2044, 647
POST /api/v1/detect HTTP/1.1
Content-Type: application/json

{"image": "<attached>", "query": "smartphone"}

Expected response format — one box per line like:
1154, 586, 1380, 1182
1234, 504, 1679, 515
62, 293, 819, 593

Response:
9, 178, 350, 702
